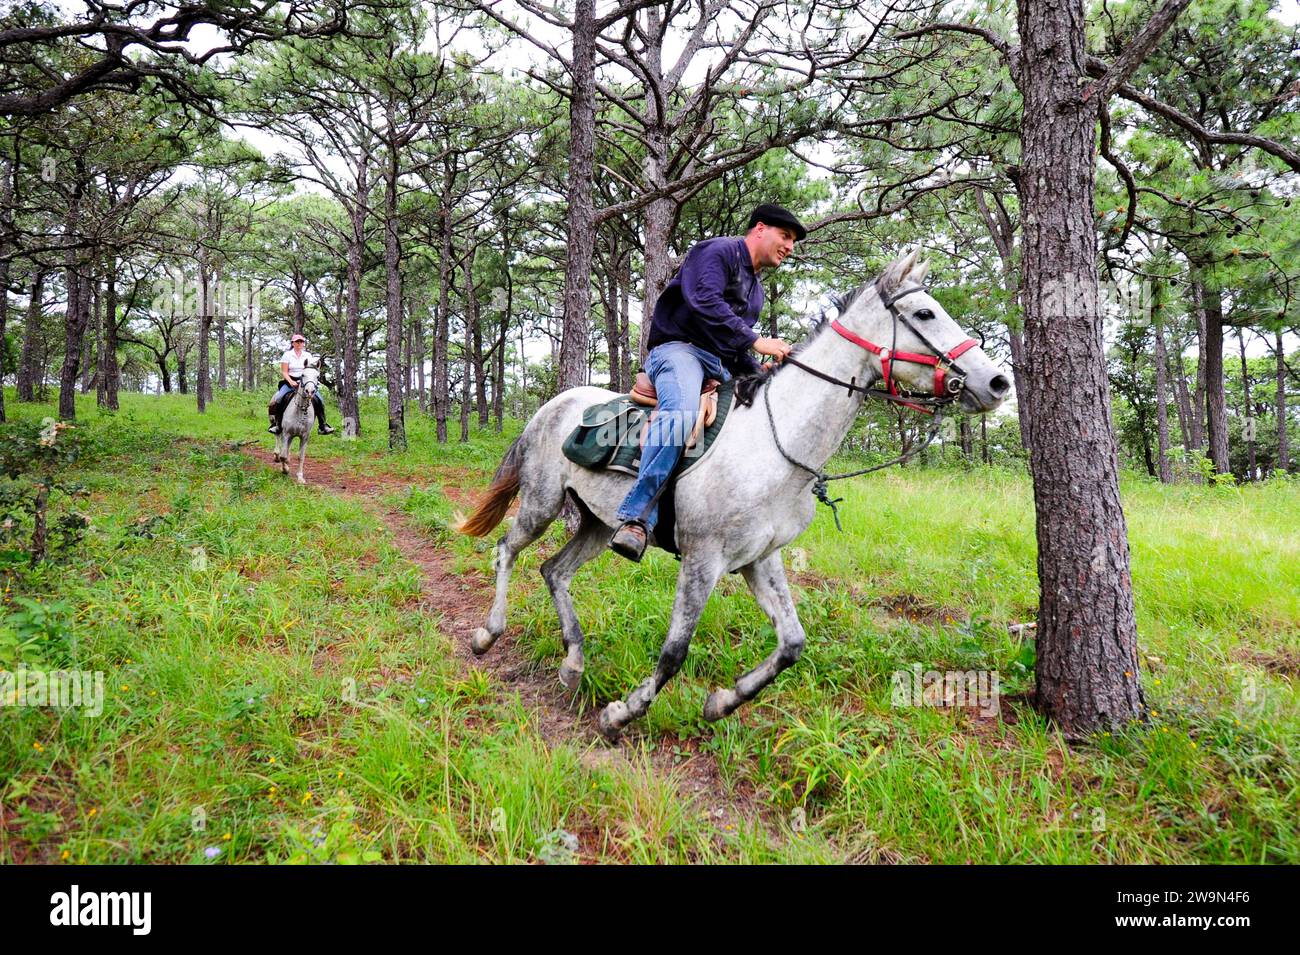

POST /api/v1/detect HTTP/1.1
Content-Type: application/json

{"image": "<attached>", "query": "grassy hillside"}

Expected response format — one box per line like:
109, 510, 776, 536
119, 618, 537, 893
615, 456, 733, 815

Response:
1, 388, 1295, 863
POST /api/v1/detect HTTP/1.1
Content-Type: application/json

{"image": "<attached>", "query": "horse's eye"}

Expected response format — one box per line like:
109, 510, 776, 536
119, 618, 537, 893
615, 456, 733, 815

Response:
915, 308, 935, 320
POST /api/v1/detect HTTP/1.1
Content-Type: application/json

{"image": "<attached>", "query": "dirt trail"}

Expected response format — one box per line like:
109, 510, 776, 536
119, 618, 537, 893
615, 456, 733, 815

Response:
244, 444, 769, 845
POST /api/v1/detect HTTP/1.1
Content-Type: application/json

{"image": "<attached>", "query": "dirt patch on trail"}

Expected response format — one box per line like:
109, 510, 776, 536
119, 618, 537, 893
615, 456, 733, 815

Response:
244, 444, 771, 852
1233, 646, 1300, 678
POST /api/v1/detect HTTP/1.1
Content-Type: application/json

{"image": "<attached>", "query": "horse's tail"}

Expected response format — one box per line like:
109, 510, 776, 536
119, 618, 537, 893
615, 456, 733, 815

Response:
456, 435, 525, 537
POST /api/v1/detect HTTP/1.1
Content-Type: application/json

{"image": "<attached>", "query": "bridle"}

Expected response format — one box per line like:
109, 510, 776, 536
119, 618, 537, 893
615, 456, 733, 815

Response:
782, 282, 981, 416
759, 280, 983, 529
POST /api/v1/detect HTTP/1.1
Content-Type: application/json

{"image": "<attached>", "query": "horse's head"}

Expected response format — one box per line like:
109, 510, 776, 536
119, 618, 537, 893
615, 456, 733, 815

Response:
837, 249, 1010, 414
298, 364, 320, 401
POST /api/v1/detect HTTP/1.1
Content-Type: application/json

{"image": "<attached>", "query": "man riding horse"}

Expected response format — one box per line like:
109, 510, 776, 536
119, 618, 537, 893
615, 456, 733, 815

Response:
609, 203, 805, 562
268, 333, 336, 436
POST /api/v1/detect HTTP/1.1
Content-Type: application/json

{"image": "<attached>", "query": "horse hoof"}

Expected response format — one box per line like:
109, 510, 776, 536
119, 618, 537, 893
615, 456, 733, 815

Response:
558, 662, 583, 691
598, 701, 628, 742
703, 688, 740, 722
470, 627, 497, 656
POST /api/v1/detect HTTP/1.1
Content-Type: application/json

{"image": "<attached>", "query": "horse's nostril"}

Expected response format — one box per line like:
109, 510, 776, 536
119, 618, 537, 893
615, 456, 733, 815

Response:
990, 375, 1010, 396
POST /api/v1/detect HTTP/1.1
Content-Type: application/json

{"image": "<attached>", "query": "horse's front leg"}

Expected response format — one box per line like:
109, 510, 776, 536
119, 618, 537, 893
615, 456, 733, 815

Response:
598, 550, 725, 741
297, 433, 308, 484
703, 550, 805, 721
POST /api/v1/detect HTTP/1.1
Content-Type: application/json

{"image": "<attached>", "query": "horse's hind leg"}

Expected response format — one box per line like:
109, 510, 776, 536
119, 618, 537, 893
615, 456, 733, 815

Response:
703, 550, 805, 722
540, 511, 610, 689
471, 481, 565, 656
598, 550, 725, 741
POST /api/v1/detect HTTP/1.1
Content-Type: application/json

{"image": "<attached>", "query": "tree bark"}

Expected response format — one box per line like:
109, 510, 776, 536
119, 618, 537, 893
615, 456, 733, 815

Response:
217, 285, 227, 391
384, 150, 406, 451
196, 263, 212, 413
340, 160, 368, 436
1238, 328, 1255, 480
1171, 340, 1194, 452
433, 186, 454, 442
1277, 330, 1290, 473
81, 276, 99, 393
558, 0, 597, 391
1201, 282, 1229, 474
1016, 0, 1144, 734
97, 254, 120, 410
57, 269, 91, 420
17, 269, 46, 402
1152, 297, 1173, 483
0, 255, 6, 423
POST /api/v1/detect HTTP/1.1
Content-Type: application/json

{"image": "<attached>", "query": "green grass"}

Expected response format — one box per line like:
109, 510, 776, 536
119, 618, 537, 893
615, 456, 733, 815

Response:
1, 387, 1296, 863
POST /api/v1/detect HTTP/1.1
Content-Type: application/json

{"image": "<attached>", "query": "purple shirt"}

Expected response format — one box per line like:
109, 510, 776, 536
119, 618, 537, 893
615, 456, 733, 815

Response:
646, 236, 763, 375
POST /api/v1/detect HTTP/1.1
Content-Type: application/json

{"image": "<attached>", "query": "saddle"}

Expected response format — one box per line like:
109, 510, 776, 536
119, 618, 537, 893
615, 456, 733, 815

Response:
629, 372, 722, 448
560, 378, 737, 556
561, 378, 736, 478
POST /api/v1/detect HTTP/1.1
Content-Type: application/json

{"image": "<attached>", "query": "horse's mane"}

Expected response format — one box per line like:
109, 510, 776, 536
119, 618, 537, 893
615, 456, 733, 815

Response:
734, 279, 876, 406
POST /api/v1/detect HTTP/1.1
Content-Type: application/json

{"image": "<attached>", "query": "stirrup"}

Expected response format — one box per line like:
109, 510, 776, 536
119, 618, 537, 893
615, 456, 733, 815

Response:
609, 521, 648, 563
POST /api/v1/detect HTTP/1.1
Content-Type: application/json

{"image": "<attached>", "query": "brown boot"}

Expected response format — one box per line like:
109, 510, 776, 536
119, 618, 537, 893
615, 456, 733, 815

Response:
609, 521, 648, 562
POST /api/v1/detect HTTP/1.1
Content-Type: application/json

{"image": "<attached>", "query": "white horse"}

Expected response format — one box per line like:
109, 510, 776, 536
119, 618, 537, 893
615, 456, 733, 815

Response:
457, 251, 1010, 740
273, 361, 319, 485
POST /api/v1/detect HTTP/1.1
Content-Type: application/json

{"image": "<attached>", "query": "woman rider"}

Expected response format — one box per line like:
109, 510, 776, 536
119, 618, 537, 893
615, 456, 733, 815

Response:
267, 333, 336, 435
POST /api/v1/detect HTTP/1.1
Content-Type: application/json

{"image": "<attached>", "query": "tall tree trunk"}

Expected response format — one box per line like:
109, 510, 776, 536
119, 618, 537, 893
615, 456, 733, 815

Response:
473, 318, 488, 426
460, 254, 480, 442
339, 163, 368, 435
1201, 282, 1229, 473
58, 181, 89, 421
1238, 328, 1255, 480
433, 176, 454, 442
558, 0, 597, 391
1152, 299, 1173, 483
1191, 281, 1208, 453
1016, 0, 1144, 734
98, 255, 120, 410
57, 269, 90, 420
403, 298, 413, 405
1171, 340, 1194, 453
416, 310, 427, 412
603, 246, 621, 391
0, 256, 6, 423
196, 264, 212, 413
619, 253, 633, 391
17, 269, 45, 402
1277, 330, 1290, 473
244, 296, 254, 391
81, 276, 98, 393
217, 288, 227, 391
383, 152, 406, 451
0, 159, 10, 422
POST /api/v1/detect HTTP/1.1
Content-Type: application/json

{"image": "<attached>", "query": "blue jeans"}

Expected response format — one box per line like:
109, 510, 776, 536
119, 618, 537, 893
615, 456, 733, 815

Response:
616, 341, 729, 532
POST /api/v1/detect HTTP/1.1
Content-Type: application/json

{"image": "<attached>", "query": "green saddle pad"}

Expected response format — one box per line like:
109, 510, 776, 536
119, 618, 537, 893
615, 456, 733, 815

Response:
561, 379, 736, 478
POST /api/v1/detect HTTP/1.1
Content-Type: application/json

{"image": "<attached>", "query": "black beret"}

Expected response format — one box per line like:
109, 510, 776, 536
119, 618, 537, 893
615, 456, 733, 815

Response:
748, 203, 807, 241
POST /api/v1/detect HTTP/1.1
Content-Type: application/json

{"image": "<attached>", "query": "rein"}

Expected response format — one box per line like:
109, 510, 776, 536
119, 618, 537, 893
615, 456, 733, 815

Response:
759, 282, 975, 531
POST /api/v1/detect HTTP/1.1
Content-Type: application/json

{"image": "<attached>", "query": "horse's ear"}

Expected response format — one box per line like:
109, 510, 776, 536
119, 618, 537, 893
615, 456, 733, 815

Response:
911, 259, 930, 285
879, 248, 919, 297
